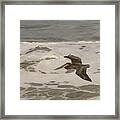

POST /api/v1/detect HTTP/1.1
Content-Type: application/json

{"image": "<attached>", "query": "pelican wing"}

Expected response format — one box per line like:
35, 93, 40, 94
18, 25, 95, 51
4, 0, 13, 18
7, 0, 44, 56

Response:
75, 67, 92, 82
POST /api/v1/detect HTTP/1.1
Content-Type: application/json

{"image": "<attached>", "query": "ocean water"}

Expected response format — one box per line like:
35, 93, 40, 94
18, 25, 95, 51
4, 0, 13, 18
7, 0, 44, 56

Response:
20, 42, 100, 100
20, 20, 100, 42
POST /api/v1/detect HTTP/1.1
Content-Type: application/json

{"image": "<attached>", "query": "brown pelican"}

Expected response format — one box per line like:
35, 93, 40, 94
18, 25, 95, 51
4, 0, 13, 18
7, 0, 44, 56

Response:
54, 54, 92, 82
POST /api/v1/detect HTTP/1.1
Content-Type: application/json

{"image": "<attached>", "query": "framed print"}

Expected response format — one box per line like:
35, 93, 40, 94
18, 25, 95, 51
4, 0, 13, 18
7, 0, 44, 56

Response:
0, 0, 119, 119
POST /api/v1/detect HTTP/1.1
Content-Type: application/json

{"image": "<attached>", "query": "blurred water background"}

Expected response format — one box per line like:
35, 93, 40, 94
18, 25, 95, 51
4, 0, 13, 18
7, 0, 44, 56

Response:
20, 20, 100, 42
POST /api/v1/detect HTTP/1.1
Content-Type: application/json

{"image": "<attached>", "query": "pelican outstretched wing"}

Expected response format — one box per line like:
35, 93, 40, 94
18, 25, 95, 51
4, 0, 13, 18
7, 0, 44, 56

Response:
76, 66, 92, 82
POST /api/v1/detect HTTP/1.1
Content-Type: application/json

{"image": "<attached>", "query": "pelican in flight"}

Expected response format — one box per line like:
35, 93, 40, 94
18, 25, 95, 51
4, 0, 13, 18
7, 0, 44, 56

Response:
54, 54, 92, 82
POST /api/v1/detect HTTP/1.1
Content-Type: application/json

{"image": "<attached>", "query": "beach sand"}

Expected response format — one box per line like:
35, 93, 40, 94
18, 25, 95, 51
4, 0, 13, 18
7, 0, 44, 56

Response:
20, 41, 100, 100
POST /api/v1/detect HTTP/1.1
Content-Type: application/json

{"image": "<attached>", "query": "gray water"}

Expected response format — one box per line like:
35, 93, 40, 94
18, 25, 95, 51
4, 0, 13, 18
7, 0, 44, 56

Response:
20, 20, 100, 42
